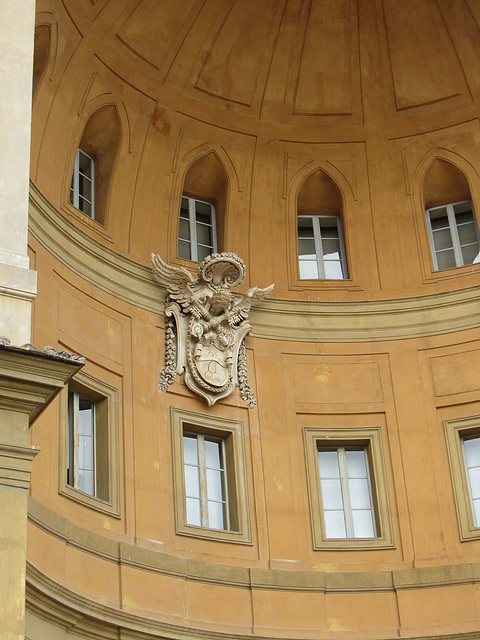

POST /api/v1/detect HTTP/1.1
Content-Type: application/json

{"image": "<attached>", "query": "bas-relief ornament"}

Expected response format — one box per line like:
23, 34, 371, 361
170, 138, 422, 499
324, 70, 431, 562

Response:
152, 253, 273, 407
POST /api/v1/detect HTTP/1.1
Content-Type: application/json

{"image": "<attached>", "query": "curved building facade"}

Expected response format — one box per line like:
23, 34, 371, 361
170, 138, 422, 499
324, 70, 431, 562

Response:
3, 0, 480, 638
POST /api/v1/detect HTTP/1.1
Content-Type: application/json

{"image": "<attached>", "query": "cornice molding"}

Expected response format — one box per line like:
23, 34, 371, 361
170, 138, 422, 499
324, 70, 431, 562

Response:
27, 498, 480, 595
29, 183, 480, 342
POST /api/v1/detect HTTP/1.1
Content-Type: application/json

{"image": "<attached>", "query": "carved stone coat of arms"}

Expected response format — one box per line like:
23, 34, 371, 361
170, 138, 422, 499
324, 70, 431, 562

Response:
152, 252, 273, 407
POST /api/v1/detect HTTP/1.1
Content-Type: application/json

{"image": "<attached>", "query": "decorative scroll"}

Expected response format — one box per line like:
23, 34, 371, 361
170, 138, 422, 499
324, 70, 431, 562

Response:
152, 252, 273, 407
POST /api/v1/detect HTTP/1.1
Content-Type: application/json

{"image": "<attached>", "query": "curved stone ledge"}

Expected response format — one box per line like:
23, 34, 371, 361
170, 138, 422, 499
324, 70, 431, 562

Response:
29, 183, 480, 343
27, 498, 480, 594
26, 561, 480, 640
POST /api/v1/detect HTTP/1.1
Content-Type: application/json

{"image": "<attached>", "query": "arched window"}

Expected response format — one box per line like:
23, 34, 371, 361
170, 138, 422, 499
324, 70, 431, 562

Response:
69, 105, 120, 225
178, 153, 228, 262
297, 169, 348, 280
423, 159, 480, 270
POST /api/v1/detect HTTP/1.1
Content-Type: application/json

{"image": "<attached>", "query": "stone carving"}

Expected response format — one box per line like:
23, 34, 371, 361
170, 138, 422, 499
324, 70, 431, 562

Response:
152, 252, 273, 407
0, 338, 86, 362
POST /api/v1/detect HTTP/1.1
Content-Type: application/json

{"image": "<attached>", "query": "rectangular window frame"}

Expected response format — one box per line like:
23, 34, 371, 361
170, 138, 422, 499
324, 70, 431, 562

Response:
178, 195, 217, 263
444, 415, 480, 541
297, 215, 348, 280
171, 407, 251, 544
59, 371, 120, 516
70, 148, 95, 219
303, 426, 394, 550
426, 199, 480, 271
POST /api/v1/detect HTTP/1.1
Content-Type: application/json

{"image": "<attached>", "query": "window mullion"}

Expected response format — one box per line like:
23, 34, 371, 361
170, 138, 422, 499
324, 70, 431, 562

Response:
189, 198, 198, 262
220, 438, 230, 530
73, 151, 80, 209
73, 392, 80, 490
197, 434, 209, 527
338, 447, 354, 537
313, 217, 326, 279
447, 204, 464, 267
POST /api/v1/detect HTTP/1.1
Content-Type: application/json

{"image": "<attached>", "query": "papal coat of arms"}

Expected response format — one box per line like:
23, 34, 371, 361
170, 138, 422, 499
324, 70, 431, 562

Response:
152, 252, 273, 407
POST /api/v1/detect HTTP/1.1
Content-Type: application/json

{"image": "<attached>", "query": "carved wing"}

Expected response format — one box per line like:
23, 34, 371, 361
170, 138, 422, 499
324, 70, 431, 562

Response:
151, 253, 195, 311
229, 284, 274, 325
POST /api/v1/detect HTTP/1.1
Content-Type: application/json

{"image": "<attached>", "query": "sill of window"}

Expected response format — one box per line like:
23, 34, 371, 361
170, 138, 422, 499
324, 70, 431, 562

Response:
423, 264, 480, 284
63, 203, 114, 243
177, 526, 253, 545
314, 539, 396, 551
59, 486, 120, 518
290, 279, 362, 292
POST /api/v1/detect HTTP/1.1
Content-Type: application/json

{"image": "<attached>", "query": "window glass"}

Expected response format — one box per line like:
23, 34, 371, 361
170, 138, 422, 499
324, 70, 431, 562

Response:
427, 200, 480, 270
179, 196, 216, 262
298, 215, 347, 280
70, 149, 94, 219
317, 446, 375, 539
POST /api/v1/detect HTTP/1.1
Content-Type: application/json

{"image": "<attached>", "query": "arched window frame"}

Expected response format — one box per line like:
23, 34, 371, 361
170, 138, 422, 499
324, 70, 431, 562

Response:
412, 151, 480, 283
287, 163, 359, 290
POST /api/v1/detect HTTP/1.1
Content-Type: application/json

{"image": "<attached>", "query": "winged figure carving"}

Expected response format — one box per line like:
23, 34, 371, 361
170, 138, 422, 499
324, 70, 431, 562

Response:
151, 252, 274, 407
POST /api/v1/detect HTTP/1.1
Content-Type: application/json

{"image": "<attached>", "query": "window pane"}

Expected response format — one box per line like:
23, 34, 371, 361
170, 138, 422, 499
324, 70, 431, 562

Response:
184, 465, 200, 497
320, 478, 344, 510
186, 497, 202, 526
461, 242, 480, 265
352, 509, 375, 537
178, 239, 191, 260
319, 218, 340, 239
453, 201, 474, 216
345, 449, 367, 477
180, 197, 189, 218
78, 198, 92, 218
298, 239, 316, 258
468, 466, 480, 500
299, 261, 319, 279
206, 468, 224, 501
183, 435, 198, 464
208, 500, 225, 529
436, 249, 456, 270
324, 260, 344, 279
318, 450, 340, 478
78, 150, 93, 178
474, 499, 480, 527
432, 228, 453, 251
79, 469, 94, 496
348, 478, 372, 509
196, 244, 211, 262
179, 218, 190, 242
456, 212, 475, 229
195, 201, 212, 224
78, 404, 94, 436
298, 218, 314, 238
322, 239, 341, 260
79, 435, 93, 469
196, 222, 212, 246
429, 208, 449, 230
205, 439, 221, 468
464, 437, 480, 467
324, 510, 347, 538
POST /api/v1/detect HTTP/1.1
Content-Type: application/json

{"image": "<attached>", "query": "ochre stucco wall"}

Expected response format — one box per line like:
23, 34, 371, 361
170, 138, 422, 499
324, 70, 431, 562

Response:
26, 0, 480, 638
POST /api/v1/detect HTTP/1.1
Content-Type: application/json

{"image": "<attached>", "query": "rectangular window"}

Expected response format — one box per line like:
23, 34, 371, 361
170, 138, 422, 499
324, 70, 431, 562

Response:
183, 432, 228, 530
444, 415, 480, 540
59, 373, 120, 516
462, 435, 480, 527
178, 196, 217, 262
67, 391, 96, 496
318, 446, 375, 539
426, 200, 480, 270
70, 148, 95, 219
172, 408, 251, 543
304, 426, 394, 549
298, 215, 347, 280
